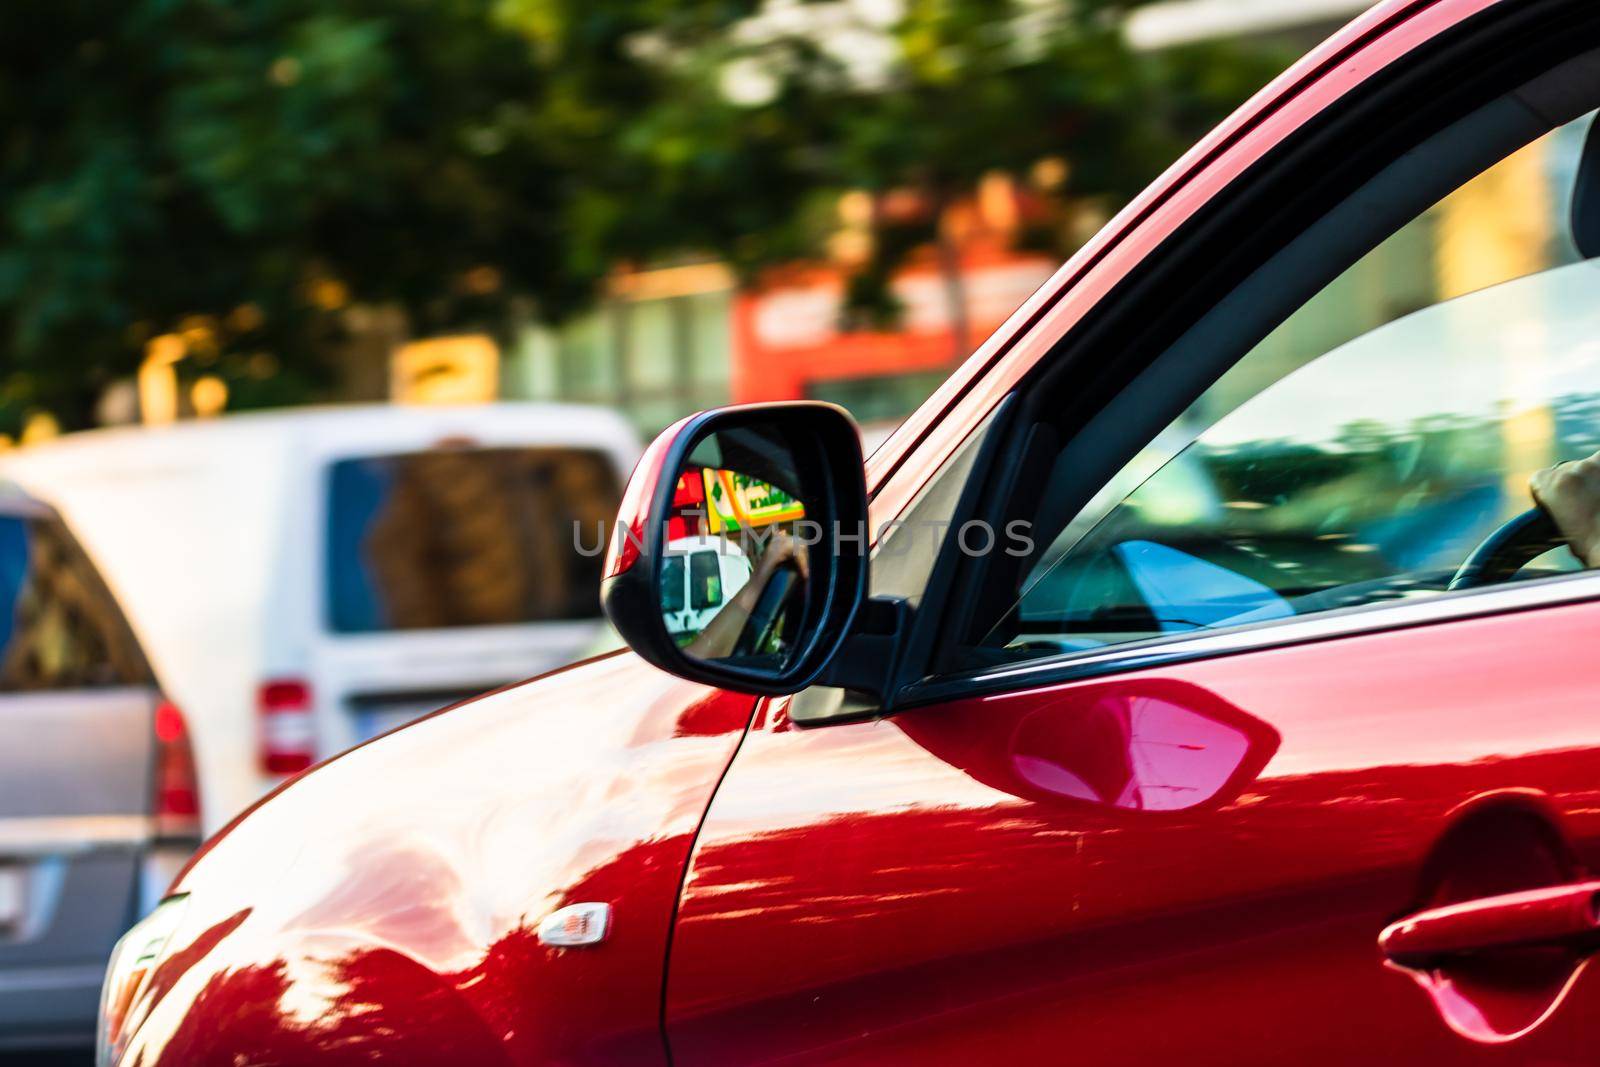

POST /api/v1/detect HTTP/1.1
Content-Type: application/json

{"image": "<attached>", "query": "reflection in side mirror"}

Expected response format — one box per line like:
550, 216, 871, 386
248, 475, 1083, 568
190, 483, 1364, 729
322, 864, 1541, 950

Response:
659, 459, 810, 667
661, 539, 753, 643
601, 403, 868, 696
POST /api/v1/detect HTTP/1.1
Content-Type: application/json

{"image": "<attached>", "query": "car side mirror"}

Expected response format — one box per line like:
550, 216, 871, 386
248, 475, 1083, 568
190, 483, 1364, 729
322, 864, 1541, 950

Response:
601, 402, 869, 696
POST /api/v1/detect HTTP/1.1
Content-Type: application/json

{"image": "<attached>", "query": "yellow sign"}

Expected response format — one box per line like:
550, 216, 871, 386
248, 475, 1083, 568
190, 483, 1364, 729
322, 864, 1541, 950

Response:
702, 469, 805, 533
392, 335, 500, 405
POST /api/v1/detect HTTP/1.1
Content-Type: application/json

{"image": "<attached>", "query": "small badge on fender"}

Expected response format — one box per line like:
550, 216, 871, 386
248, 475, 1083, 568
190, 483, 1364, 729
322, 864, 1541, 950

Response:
538, 902, 611, 947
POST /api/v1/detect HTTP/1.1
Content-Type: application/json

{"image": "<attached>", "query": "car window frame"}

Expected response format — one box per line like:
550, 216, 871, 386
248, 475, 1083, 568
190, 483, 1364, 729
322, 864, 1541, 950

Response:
859, 7, 1600, 716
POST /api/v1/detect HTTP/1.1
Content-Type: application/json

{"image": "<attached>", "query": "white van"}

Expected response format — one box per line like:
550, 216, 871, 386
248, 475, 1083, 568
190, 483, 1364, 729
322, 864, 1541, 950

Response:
1, 404, 638, 830
660, 537, 753, 641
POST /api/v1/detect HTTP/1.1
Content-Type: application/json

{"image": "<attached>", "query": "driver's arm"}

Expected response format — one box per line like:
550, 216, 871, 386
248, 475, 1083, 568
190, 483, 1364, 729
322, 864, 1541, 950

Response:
1531, 451, 1600, 567
683, 532, 810, 660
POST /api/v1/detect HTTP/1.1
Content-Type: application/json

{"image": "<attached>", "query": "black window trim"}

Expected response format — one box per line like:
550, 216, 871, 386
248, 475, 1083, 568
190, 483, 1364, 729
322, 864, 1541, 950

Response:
900, 565, 1600, 710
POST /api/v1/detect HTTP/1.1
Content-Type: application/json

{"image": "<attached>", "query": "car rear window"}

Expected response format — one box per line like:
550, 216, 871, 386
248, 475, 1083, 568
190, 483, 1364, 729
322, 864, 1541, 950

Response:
325, 447, 622, 633
0, 513, 150, 690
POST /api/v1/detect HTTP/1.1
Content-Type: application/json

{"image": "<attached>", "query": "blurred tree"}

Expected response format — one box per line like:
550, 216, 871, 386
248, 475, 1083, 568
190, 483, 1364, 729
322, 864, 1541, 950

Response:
0, 0, 1285, 430
0, 0, 659, 426
596, 0, 1289, 355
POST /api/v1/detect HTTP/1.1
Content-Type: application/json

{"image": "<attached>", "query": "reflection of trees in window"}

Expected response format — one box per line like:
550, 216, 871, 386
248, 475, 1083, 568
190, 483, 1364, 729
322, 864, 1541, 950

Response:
1121, 393, 1600, 601
1180, 408, 1522, 530
0, 519, 147, 691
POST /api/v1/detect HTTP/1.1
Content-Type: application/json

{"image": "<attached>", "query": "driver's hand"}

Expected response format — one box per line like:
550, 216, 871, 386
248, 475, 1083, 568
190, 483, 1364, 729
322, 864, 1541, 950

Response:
758, 530, 811, 582
1531, 452, 1600, 568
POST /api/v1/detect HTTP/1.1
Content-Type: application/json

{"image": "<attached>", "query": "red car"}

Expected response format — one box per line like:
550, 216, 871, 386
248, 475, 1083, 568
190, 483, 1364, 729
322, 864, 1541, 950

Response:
100, 1, 1600, 1063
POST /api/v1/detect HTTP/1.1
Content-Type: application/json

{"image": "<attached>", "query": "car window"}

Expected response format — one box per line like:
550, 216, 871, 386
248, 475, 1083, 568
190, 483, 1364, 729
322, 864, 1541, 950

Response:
0, 514, 150, 691
974, 112, 1600, 662
661, 556, 687, 614
689, 551, 722, 611
325, 447, 622, 632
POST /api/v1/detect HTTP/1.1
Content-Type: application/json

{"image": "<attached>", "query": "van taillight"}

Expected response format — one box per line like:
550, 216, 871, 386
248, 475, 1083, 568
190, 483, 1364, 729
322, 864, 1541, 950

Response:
258, 679, 315, 775
153, 700, 201, 838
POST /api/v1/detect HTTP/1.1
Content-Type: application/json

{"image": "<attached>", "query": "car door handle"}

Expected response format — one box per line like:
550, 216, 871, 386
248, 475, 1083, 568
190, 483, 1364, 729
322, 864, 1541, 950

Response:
1380, 880, 1600, 969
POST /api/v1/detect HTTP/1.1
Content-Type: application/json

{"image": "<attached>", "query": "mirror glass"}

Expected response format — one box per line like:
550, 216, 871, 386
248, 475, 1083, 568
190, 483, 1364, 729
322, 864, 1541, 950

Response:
658, 427, 816, 672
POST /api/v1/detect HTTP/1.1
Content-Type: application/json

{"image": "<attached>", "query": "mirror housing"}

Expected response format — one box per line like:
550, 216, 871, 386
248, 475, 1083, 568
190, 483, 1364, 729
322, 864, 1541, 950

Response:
601, 402, 869, 696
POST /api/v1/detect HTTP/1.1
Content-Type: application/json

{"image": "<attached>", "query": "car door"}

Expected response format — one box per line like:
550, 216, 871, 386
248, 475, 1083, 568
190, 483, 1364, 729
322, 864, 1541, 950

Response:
664, 607, 1600, 1065
663, 13, 1600, 1065
0, 499, 163, 1045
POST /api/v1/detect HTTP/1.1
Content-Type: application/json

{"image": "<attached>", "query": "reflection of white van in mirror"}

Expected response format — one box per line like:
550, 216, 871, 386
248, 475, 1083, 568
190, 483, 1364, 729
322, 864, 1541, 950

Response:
661, 538, 752, 643
1, 404, 638, 829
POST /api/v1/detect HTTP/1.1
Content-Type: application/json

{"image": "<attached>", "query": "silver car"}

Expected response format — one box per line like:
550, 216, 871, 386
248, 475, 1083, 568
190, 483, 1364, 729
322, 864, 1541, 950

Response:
0, 485, 198, 1053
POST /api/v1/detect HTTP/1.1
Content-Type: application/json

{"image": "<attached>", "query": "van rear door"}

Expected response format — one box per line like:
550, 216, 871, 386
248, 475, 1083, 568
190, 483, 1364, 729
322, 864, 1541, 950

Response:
316, 446, 623, 747
0, 505, 161, 1047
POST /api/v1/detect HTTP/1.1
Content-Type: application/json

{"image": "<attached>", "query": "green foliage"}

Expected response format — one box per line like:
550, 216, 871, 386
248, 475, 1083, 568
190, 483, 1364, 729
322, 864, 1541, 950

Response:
0, 0, 1286, 429
1, 0, 608, 425
697, 0, 1288, 325
547, 0, 1289, 330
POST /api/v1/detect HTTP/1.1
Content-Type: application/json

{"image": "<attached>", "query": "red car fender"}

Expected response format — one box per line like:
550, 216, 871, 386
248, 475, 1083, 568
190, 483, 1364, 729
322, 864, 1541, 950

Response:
120, 653, 757, 1067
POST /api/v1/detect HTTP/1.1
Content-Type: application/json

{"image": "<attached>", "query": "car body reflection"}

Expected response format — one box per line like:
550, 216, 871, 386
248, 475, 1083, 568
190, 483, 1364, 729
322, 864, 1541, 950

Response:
898, 679, 1278, 814
1006, 684, 1278, 812
113, 654, 759, 1066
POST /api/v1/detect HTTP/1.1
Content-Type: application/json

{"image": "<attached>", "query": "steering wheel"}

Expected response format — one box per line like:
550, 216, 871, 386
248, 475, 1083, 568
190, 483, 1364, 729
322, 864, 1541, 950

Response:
732, 565, 800, 658
1447, 507, 1567, 591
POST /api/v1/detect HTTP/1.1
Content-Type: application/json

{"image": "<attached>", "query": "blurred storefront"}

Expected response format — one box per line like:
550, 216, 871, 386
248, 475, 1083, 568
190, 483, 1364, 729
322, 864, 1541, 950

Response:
504, 263, 736, 434
731, 249, 1057, 423
504, 178, 1060, 435
730, 179, 1059, 424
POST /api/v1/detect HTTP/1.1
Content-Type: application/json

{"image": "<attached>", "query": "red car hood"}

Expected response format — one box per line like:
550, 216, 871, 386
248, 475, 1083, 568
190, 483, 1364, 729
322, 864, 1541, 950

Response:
122, 652, 757, 1066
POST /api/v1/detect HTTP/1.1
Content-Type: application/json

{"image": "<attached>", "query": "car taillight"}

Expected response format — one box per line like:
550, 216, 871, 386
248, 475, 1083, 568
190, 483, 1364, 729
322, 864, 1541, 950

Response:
258, 678, 315, 775
152, 700, 200, 839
